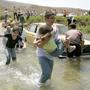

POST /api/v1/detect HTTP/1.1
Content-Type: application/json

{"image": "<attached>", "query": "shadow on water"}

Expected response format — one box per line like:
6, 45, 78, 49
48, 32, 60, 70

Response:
62, 58, 81, 90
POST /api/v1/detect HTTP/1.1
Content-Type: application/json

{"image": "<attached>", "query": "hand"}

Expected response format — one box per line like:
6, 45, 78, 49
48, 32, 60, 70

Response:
33, 38, 43, 47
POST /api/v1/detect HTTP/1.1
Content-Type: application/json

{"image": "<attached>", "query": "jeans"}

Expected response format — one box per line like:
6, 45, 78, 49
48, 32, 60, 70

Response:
5, 47, 16, 64
50, 39, 64, 57
38, 56, 53, 83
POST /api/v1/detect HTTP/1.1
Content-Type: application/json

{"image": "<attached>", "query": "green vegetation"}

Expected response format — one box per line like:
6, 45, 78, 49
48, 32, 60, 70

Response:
0, 11, 3, 21
26, 16, 90, 34
0, 14, 90, 33
26, 16, 44, 24
75, 16, 90, 33
55, 16, 68, 25
77, 25, 90, 33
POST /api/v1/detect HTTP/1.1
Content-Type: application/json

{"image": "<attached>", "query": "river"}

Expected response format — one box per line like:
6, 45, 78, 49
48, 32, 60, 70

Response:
0, 27, 90, 90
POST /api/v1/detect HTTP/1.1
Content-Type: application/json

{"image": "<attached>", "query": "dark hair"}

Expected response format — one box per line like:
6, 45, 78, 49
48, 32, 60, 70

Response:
39, 25, 53, 35
70, 23, 76, 29
45, 11, 55, 18
12, 26, 19, 32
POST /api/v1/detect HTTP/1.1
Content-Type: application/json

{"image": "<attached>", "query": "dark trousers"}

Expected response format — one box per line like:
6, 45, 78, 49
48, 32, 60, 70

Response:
67, 44, 81, 58
14, 13, 17, 20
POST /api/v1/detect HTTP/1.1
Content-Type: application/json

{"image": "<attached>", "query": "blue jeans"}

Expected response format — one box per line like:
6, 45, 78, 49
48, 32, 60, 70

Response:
5, 47, 16, 64
50, 39, 64, 57
38, 56, 53, 83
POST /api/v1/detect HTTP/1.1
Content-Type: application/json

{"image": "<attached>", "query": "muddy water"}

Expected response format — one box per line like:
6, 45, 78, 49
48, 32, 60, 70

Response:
0, 28, 90, 90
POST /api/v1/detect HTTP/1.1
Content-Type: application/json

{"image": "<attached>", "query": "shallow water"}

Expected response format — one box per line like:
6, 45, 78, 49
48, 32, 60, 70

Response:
84, 34, 90, 40
0, 28, 90, 90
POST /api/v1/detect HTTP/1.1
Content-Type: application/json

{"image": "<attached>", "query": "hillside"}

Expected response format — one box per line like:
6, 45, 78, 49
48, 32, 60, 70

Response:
0, 0, 88, 15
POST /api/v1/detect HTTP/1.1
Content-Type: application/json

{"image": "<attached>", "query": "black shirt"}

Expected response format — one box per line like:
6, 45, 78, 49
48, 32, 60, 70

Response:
4, 34, 22, 48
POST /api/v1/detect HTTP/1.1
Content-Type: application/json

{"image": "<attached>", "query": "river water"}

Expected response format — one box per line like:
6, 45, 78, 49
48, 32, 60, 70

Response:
0, 27, 90, 90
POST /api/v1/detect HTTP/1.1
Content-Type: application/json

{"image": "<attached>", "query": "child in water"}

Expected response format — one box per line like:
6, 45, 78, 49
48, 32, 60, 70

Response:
0, 26, 23, 65
34, 25, 64, 56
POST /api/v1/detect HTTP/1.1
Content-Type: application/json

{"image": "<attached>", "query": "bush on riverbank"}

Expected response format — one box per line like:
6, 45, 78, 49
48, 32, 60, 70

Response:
77, 25, 90, 33
75, 16, 90, 33
26, 15, 90, 33
0, 14, 90, 33
26, 16, 68, 25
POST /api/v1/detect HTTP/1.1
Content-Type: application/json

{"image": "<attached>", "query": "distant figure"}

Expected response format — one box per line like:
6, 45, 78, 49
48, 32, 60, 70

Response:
16, 23, 24, 49
4, 8, 9, 23
26, 10, 30, 20
17, 8, 21, 21
65, 23, 84, 58
63, 10, 67, 17
20, 13, 25, 26
0, 26, 23, 65
13, 6, 17, 20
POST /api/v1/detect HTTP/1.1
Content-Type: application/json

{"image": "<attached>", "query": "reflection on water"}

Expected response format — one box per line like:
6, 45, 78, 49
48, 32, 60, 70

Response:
63, 58, 81, 81
62, 58, 81, 90
84, 34, 90, 40
0, 45, 90, 90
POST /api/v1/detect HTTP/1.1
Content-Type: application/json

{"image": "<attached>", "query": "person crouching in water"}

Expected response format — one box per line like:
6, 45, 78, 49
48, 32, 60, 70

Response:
65, 23, 84, 59
0, 26, 23, 65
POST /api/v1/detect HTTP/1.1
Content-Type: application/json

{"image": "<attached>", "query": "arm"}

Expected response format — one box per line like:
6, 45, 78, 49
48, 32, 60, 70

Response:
33, 37, 50, 48
33, 38, 42, 48
64, 33, 70, 48
33, 33, 51, 48
33, 28, 51, 47
41, 33, 51, 41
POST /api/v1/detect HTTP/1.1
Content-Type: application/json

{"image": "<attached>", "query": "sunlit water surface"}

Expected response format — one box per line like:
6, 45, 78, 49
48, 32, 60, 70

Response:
0, 27, 90, 90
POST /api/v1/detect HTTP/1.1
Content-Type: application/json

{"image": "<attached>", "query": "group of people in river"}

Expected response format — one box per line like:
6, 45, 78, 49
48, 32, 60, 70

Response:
1, 8, 84, 87
34, 10, 84, 87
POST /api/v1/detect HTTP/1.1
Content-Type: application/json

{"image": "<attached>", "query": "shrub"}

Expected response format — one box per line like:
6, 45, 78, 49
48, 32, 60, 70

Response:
77, 25, 90, 33
55, 16, 67, 25
0, 15, 90, 33
75, 16, 90, 26
75, 16, 90, 33
27, 16, 43, 24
